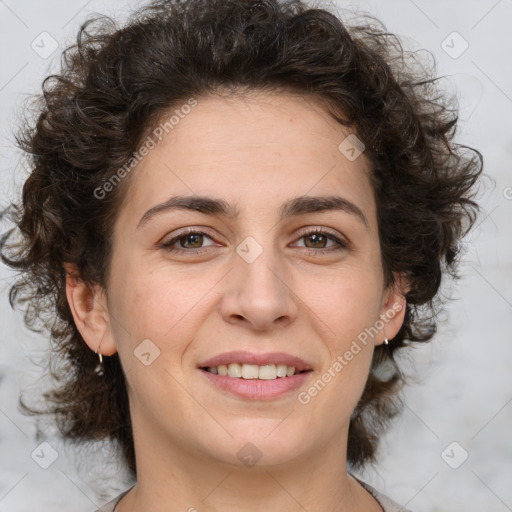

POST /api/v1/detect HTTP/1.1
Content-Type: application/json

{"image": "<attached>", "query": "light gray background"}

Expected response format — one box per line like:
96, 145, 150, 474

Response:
0, 1, 511, 511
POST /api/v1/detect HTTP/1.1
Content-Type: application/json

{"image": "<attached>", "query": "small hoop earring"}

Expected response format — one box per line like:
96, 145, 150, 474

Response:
383, 338, 389, 345
94, 348, 104, 376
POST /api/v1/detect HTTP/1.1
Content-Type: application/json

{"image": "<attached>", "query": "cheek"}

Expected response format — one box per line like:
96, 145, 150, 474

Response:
107, 264, 223, 387
307, 267, 383, 344
297, 268, 381, 403
107, 267, 206, 414
110, 260, 208, 339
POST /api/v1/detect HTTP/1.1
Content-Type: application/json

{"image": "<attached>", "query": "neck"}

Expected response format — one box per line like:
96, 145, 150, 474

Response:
116, 421, 380, 512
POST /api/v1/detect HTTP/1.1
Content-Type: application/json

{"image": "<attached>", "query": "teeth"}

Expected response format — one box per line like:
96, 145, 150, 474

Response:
276, 364, 288, 378
227, 363, 242, 378
258, 364, 276, 380
206, 363, 301, 379
241, 364, 259, 379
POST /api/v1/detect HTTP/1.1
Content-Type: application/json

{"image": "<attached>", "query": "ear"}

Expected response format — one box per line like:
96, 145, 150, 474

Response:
63, 262, 117, 356
375, 272, 410, 346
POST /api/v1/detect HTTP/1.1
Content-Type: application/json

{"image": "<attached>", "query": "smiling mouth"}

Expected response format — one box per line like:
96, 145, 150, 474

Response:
200, 363, 311, 380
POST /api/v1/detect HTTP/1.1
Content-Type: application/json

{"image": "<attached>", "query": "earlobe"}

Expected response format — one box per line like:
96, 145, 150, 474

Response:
63, 263, 117, 356
377, 272, 410, 346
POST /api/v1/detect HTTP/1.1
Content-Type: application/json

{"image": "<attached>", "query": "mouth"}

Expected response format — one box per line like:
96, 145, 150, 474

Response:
199, 363, 311, 380
197, 351, 314, 400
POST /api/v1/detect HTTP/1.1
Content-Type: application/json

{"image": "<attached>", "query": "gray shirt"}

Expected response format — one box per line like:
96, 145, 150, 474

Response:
95, 475, 412, 512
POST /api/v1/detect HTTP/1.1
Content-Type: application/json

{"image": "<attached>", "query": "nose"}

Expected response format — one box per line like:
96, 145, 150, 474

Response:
219, 246, 299, 332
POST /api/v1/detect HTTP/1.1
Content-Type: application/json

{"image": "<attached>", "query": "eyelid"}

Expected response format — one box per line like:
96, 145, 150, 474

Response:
293, 225, 346, 241
291, 226, 349, 250
161, 226, 218, 242
160, 227, 219, 249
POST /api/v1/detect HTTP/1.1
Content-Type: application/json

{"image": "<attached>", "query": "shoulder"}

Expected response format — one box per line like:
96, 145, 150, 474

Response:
94, 479, 411, 512
350, 473, 414, 512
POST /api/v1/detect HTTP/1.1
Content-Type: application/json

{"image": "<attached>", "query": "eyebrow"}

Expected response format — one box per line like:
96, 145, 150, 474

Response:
137, 194, 369, 230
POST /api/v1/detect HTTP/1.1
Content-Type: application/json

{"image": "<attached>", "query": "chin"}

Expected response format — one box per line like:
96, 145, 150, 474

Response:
207, 424, 313, 469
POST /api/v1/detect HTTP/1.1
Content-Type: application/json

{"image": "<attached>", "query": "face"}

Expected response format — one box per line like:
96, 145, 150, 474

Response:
72, 91, 406, 472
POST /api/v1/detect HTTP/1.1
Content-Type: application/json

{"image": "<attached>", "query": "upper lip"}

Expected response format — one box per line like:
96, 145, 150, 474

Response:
198, 351, 313, 372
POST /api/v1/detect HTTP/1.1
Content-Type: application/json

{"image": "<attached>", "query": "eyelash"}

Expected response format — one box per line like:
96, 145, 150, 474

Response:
160, 227, 348, 256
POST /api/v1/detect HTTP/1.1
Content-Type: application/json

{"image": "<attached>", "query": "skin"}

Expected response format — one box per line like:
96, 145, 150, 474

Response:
65, 90, 408, 512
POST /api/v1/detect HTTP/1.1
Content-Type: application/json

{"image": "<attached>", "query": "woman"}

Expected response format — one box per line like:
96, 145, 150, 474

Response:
0, 0, 483, 510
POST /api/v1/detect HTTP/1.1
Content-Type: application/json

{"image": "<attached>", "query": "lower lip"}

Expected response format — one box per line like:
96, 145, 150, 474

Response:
199, 369, 313, 400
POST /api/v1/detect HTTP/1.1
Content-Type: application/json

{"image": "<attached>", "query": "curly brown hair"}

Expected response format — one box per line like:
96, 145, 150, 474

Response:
0, 0, 483, 478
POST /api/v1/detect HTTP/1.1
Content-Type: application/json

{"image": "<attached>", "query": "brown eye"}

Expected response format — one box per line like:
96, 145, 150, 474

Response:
293, 228, 348, 254
303, 233, 330, 249
178, 233, 204, 249
161, 230, 217, 253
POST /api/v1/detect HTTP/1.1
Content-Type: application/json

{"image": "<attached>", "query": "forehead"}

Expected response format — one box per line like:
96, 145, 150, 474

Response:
117, 91, 376, 228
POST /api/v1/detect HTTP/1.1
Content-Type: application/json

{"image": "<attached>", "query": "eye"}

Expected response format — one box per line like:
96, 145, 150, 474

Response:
160, 227, 348, 255
160, 229, 217, 253
293, 228, 348, 253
